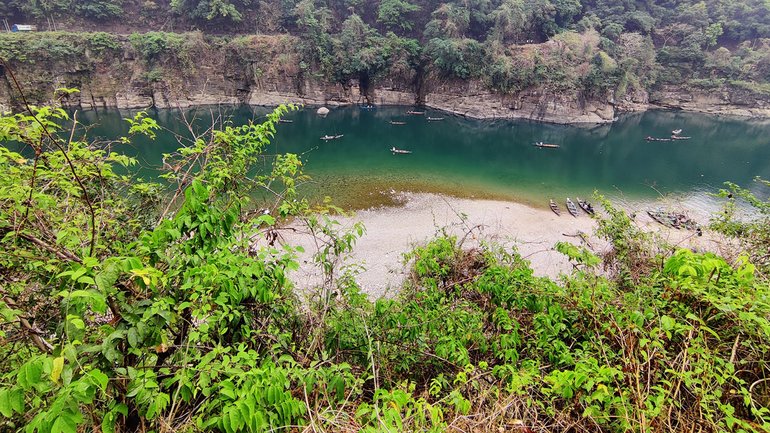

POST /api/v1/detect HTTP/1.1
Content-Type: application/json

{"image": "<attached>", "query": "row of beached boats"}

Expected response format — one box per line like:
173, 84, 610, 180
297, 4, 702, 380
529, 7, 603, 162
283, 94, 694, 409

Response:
550, 198, 594, 217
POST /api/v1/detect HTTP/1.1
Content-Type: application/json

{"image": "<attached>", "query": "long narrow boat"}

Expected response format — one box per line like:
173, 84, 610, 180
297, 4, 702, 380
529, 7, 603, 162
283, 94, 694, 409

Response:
647, 210, 676, 229
320, 134, 344, 141
534, 142, 560, 148
390, 147, 412, 154
278, 119, 294, 123
427, 117, 445, 121
389, 120, 407, 125
566, 198, 579, 217
576, 198, 595, 215
406, 110, 425, 115
549, 199, 561, 216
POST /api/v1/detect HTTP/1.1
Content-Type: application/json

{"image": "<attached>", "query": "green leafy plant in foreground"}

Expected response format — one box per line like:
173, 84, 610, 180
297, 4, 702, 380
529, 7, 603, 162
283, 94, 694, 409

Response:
1, 101, 769, 433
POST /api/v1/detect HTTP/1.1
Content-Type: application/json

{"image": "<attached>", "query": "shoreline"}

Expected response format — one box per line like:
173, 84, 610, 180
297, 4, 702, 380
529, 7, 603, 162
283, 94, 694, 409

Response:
53, 98, 770, 126
283, 192, 724, 298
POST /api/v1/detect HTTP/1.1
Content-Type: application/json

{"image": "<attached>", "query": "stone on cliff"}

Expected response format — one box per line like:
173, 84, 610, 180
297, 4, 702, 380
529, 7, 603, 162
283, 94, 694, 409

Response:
317, 106, 330, 116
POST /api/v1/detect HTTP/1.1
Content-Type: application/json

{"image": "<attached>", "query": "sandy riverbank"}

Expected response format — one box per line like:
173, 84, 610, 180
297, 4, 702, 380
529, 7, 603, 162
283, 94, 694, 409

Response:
282, 192, 729, 299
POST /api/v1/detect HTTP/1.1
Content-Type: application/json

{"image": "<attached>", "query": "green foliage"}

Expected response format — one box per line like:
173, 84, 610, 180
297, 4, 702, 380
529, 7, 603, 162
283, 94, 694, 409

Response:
87, 32, 121, 53
426, 37, 486, 79
2, 102, 770, 432
377, 0, 421, 31
711, 177, 770, 275
74, 0, 124, 19
5, 0, 770, 102
170, 0, 254, 22
129, 31, 187, 61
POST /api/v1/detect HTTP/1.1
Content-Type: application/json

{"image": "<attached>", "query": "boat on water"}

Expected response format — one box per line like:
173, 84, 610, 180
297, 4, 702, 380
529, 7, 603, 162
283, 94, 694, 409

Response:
320, 134, 344, 141
534, 142, 560, 148
645, 136, 672, 142
389, 120, 407, 125
360, 104, 376, 110
671, 135, 691, 140
576, 198, 595, 215
406, 110, 425, 115
566, 198, 579, 217
672, 129, 683, 135
427, 117, 445, 121
278, 119, 294, 123
390, 147, 412, 154
549, 199, 561, 216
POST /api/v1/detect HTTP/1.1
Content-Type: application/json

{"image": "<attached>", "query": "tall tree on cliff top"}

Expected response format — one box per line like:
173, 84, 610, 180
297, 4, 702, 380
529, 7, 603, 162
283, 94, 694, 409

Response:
337, 14, 389, 85
377, 0, 421, 31
170, 0, 253, 23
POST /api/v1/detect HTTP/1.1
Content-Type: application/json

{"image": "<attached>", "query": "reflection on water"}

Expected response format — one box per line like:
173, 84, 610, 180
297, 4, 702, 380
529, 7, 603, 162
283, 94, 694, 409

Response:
73, 105, 770, 210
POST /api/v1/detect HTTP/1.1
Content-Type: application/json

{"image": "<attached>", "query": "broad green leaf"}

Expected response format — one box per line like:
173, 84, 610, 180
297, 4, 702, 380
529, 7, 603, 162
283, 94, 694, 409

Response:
51, 357, 65, 383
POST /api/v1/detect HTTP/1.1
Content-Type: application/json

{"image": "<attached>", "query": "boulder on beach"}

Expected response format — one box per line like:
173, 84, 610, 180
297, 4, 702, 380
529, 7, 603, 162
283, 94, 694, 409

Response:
317, 107, 330, 116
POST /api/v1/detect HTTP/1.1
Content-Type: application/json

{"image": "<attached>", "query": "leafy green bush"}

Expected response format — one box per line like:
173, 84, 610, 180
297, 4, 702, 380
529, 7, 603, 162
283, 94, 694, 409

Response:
1, 103, 769, 433
87, 32, 121, 53
129, 31, 187, 61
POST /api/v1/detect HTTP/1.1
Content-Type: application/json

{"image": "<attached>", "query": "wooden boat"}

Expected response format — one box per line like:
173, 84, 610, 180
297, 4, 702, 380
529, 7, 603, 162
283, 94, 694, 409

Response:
533, 142, 560, 148
278, 119, 293, 123
671, 135, 691, 140
390, 147, 412, 154
672, 129, 683, 135
566, 198, 579, 217
647, 210, 699, 230
645, 136, 672, 142
389, 120, 407, 125
549, 199, 561, 216
427, 117, 445, 121
647, 210, 676, 228
576, 198, 595, 215
320, 134, 344, 141
406, 110, 425, 115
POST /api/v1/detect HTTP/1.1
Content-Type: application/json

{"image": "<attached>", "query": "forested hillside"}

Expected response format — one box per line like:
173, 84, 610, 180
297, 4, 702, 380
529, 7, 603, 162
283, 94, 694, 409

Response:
1, 0, 770, 120
3, 0, 770, 98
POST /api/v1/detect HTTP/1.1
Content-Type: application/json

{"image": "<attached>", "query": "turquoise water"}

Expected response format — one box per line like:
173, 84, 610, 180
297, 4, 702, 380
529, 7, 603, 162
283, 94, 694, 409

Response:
74, 105, 770, 210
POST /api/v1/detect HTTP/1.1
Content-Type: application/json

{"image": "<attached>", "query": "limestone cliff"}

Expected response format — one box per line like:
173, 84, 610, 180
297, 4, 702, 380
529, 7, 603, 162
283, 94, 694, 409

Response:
1, 32, 769, 123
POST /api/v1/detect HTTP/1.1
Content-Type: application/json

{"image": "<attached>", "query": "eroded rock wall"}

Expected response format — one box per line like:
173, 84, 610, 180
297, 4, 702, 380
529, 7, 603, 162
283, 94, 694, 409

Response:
2, 34, 770, 123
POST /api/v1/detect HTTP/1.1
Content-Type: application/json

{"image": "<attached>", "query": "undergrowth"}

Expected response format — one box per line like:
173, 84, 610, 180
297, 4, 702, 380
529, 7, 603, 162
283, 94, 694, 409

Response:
0, 100, 768, 433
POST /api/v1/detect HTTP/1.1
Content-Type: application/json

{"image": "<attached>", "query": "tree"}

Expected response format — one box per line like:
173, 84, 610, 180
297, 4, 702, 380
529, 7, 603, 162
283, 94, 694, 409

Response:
377, 0, 421, 31
488, 0, 529, 44
170, 0, 253, 23
338, 14, 389, 83
73, 0, 123, 19
424, 3, 471, 39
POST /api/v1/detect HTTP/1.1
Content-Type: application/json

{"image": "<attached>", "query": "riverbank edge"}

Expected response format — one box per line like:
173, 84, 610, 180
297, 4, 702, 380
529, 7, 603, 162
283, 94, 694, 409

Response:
51, 88, 770, 126
283, 191, 724, 297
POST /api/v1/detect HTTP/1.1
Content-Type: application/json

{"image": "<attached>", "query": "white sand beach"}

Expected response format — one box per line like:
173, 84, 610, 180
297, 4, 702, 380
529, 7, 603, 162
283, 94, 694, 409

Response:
282, 192, 728, 298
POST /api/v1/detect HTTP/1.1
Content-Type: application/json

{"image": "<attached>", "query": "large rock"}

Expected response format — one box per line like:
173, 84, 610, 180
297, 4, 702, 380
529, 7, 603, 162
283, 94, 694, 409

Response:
317, 106, 330, 116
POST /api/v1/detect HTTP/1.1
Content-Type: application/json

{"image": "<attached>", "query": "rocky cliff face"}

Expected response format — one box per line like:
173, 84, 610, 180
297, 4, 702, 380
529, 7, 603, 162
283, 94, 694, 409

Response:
649, 85, 770, 118
2, 33, 769, 123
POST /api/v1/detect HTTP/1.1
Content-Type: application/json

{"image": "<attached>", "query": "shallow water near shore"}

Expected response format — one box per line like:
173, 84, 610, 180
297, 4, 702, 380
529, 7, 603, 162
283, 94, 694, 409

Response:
75, 105, 770, 211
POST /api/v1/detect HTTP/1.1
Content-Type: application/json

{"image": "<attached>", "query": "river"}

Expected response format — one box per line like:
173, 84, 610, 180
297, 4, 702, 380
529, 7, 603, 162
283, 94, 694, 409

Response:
74, 105, 770, 211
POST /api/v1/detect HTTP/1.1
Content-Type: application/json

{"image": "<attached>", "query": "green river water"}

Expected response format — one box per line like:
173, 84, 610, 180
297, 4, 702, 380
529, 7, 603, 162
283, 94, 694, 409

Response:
75, 105, 770, 211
